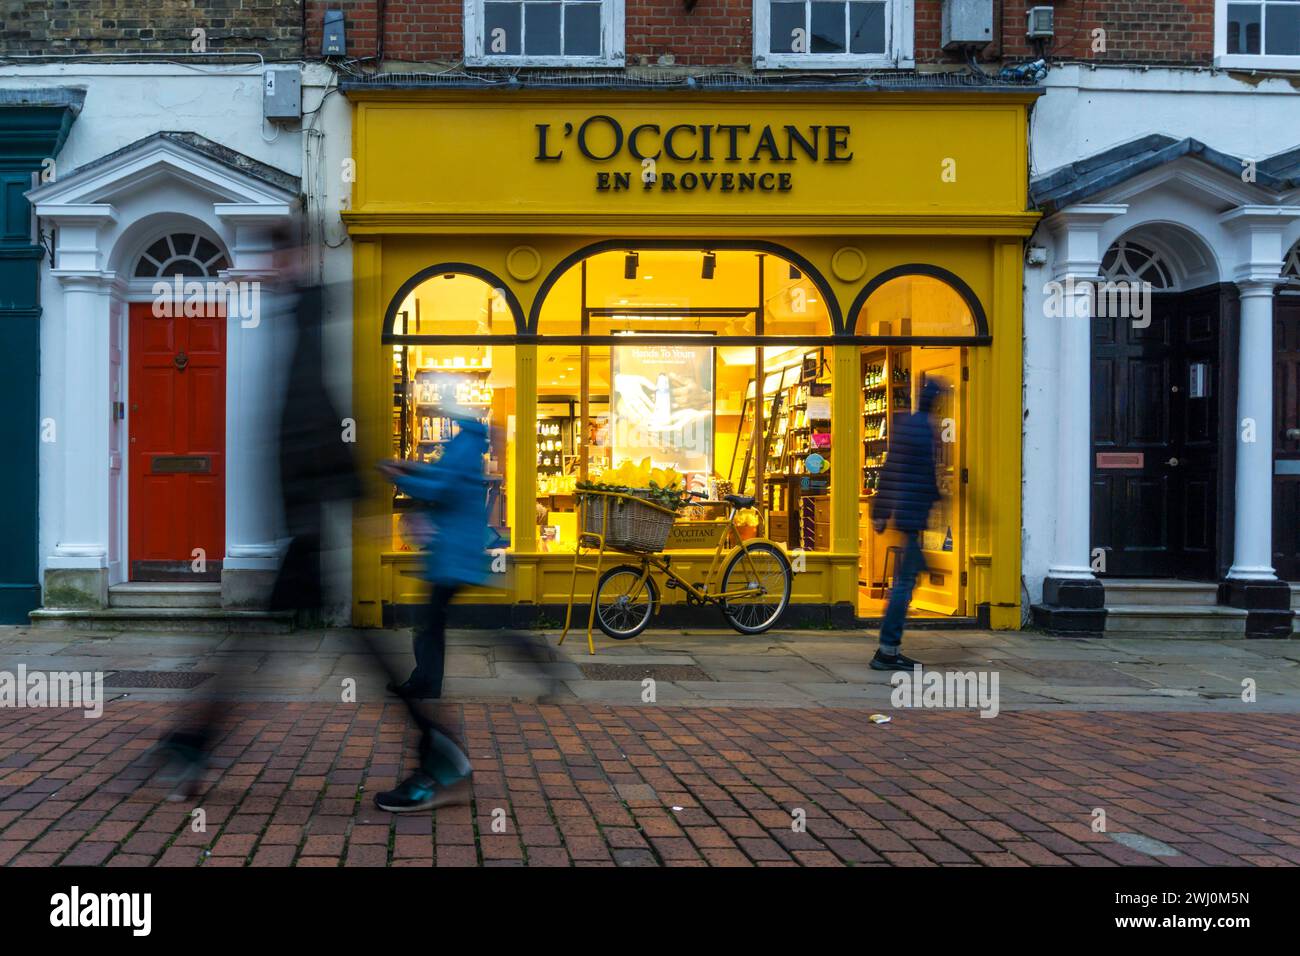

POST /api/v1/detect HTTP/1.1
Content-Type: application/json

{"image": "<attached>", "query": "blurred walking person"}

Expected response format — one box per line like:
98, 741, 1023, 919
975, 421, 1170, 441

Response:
870, 379, 944, 672
372, 406, 489, 811
270, 279, 362, 620
156, 239, 361, 797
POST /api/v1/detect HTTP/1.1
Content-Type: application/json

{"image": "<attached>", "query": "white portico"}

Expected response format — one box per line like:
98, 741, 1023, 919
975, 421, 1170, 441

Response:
26, 132, 299, 616
1027, 139, 1300, 636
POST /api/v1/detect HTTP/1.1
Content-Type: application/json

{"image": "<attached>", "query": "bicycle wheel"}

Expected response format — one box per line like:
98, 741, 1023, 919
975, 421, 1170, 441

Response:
719, 542, 792, 634
594, 564, 659, 640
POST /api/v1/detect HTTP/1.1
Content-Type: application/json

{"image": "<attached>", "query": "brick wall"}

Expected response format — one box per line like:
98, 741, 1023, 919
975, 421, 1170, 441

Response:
304, 0, 1217, 68
0, 0, 303, 59
1000, 0, 1215, 66
0, 0, 1220, 68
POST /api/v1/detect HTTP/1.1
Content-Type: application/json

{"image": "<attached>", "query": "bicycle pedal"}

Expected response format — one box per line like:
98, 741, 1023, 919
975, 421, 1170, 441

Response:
664, 577, 677, 589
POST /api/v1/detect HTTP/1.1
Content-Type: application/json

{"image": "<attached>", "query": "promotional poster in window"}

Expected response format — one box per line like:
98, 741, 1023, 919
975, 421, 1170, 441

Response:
611, 342, 713, 480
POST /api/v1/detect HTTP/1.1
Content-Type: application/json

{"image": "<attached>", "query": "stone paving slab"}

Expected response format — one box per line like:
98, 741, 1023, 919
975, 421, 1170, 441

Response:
3, 625, 1299, 710
1, 702, 1297, 867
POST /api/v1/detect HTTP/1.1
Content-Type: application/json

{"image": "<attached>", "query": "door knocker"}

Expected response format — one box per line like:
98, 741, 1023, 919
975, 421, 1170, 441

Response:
174, 351, 189, 371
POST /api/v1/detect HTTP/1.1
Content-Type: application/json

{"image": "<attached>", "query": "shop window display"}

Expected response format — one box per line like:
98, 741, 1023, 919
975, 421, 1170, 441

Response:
388, 273, 517, 554
853, 274, 973, 617
534, 247, 835, 554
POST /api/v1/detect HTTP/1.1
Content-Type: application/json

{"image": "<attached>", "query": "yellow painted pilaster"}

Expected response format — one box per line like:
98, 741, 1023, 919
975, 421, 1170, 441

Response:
830, 345, 860, 604
988, 237, 1024, 629
513, 343, 538, 559
352, 237, 385, 627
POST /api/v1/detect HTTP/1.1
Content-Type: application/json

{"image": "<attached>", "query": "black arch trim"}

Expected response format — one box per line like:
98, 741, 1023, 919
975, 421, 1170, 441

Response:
846, 263, 991, 338
382, 262, 527, 338
525, 239, 845, 334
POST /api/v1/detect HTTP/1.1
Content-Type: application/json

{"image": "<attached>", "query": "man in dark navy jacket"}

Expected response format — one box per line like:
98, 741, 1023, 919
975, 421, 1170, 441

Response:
870, 379, 944, 671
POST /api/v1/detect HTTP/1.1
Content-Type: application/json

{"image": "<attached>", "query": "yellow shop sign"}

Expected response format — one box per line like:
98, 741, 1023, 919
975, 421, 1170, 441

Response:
347, 92, 1036, 222
534, 116, 854, 194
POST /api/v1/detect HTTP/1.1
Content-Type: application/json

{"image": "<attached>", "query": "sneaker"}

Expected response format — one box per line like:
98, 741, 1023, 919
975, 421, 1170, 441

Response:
870, 649, 922, 671
152, 740, 208, 802
374, 773, 471, 813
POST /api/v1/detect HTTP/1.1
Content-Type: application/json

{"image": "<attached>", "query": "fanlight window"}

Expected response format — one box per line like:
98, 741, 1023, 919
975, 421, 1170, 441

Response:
1283, 241, 1300, 284
1100, 240, 1173, 290
134, 233, 229, 278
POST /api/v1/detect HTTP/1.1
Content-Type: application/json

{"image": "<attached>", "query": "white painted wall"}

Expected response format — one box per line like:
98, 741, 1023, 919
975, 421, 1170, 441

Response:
1031, 64, 1300, 178
0, 60, 356, 622
1022, 64, 1300, 603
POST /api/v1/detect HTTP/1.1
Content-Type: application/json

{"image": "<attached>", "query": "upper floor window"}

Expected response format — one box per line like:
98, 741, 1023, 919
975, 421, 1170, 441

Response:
754, 0, 913, 69
1216, 0, 1300, 68
465, 0, 624, 66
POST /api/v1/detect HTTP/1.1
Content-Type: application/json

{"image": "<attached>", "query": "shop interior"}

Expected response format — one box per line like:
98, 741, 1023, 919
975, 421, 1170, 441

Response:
386, 250, 975, 619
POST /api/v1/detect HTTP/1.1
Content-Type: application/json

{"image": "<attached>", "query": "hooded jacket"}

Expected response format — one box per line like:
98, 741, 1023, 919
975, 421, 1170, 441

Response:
871, 382, 942, 532
390, 417, 492, 587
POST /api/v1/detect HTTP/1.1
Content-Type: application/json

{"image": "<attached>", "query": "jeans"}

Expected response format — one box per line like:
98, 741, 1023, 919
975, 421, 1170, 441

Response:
410, 584, 458, 695
409, 583, 471, 783
880, 530, 925, 651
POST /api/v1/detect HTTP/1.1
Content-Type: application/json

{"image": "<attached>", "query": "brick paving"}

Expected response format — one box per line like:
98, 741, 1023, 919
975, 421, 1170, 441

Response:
1, 701, 1299, 867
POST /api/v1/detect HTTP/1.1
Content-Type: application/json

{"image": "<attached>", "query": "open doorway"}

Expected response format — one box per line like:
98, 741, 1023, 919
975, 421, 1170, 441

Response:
853, 272, 978, 619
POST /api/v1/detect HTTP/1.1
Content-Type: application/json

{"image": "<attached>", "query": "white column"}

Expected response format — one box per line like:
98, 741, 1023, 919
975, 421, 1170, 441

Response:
1228, 278, 1280, 580
1044, 205, 1128, 582
216, 211, 293, 574
45, 272, 114, 571
1219, 205, 1300, 581
220, 267, 281, 572
1046, 274, 1097, 579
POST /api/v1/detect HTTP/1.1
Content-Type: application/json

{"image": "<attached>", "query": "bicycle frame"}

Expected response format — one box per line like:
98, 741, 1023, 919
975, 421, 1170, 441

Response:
560, 491, 785, 653
627, 504, 775, 605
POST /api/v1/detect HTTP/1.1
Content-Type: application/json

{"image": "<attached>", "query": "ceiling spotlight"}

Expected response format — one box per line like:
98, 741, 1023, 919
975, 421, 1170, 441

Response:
788, 264, 802, 280
701, 251, 716, 280
624, 251, 639, 280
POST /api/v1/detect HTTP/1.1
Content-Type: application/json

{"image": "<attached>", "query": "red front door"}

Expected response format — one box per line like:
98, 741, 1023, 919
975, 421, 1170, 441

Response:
129, 301, 225, 581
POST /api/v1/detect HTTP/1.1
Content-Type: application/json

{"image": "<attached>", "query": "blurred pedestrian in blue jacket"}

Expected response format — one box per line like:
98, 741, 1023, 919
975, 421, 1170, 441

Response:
373, 408, 489, 812
870, 379, 943, 672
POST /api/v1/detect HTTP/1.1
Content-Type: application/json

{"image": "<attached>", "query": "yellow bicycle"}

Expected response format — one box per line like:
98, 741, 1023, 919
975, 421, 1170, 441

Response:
563, 490, 793, 644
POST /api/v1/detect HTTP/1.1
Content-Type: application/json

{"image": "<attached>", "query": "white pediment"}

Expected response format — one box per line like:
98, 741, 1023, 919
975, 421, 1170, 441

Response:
26, 132, 297, 218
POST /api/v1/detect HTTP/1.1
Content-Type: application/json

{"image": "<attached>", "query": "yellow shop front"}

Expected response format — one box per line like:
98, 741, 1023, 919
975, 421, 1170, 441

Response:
343, 88, 1038, 630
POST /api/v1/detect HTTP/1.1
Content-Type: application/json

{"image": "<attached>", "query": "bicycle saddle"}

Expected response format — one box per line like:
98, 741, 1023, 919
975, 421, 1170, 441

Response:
723, 494, 756, 509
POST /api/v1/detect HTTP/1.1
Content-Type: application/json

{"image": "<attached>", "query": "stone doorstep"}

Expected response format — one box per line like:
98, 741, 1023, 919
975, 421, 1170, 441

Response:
28, 608, 295, 634
108, 582, 222, 609
1102, 605, 1248, 637
1102, 579, 1221, 607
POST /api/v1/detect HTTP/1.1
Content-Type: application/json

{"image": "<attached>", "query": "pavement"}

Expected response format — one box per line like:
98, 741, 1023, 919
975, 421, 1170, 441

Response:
2, 624, 1299, 710
1, 624, 1299, 867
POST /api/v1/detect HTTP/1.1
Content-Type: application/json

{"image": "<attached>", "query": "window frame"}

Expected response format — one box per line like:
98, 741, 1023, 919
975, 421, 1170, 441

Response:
464, 0, 625, 67
753, 0, 913, 70
1214, 0, 1300, 69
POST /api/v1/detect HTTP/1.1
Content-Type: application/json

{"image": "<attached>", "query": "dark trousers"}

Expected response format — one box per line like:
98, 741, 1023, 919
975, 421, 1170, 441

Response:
410, 584, 458, 695
405, 584, 470, 784
880, 530, 925, 650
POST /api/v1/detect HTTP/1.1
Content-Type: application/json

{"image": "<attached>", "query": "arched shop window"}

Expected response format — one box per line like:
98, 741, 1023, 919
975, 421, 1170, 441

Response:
385, 269, 523, 554
133, 232, 228, 278
534, 245, 835, 337
530, 244, 837, 556
850, 269, 981, 621
850, 271, 985, 339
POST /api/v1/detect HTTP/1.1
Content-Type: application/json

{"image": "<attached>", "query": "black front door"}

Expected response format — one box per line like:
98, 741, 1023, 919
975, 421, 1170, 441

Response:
1274, 293, 1300, 582
1091, 288, 1220, 578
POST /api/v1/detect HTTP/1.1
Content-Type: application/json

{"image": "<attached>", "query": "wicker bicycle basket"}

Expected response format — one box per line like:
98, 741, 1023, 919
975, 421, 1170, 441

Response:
581, 491, 677, 552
